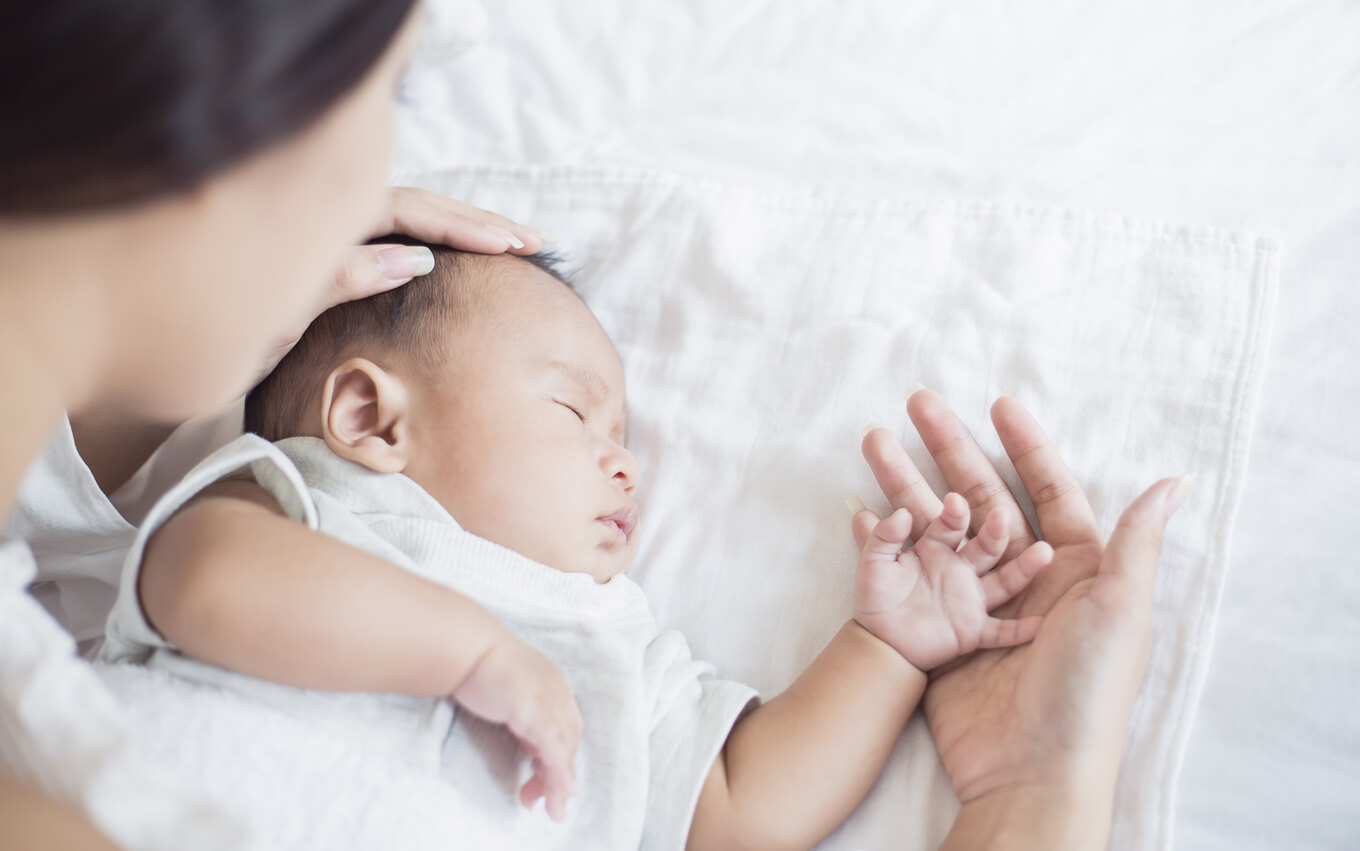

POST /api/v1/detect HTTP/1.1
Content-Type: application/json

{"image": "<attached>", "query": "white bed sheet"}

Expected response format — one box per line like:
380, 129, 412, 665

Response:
395, 2, 1360, 847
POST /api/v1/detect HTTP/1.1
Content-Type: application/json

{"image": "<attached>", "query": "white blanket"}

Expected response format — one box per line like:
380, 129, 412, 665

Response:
397, 167, 1277, 850
95, 663, 511, 851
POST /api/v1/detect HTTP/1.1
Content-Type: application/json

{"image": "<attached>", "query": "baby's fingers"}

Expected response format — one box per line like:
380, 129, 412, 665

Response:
917, 493, 971, 552
862, 508, 913, 561
959, 508, 1010, 575
979, 541, 1054, 609
847, 497, 880, 551
519, 767, 547, 810
510, 704, 580, 821
519, 756, 577, 822
978, 614, 1044, 649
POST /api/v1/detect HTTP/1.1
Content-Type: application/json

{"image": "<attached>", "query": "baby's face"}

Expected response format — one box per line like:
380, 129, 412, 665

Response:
401, 256, 640, 582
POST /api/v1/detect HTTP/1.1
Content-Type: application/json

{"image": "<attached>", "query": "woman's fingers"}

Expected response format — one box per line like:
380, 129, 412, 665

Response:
906, 390, 1036, 557
381, 186, 547, 255
332, 243, 436, 304
861, 427, 944, 540
1100, 476, 1191, 605
978, 614, 1044, 649
991, 396, 1100, 547
980, 541, 1054, 609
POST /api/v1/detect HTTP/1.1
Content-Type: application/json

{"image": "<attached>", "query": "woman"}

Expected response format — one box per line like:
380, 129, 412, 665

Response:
0, 2, 1183, 847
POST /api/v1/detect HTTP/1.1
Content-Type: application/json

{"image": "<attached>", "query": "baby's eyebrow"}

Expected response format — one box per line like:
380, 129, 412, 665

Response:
549, 359, 628, 442
548, 360, 610, 401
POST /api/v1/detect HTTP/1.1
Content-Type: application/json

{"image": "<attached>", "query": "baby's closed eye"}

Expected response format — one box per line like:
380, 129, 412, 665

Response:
554, 399, 587, 423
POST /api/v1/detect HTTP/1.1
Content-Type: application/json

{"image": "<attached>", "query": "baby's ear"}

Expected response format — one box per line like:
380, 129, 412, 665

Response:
320, 357, 413, 474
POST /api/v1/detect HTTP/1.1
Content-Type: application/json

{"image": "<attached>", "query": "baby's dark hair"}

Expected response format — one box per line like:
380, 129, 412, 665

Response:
245, 237, 573, 441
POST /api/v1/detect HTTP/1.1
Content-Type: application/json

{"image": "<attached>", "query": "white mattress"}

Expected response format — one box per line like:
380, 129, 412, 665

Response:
394, 2, 1360, 847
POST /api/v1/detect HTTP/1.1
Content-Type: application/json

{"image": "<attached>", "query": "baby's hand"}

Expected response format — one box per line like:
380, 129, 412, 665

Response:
451, 635, 583, 821
851, 493, 1054, 671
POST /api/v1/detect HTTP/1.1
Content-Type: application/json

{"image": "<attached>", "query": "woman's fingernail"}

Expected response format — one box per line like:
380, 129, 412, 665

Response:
490, 226, 526, 250
846, 495, 868, 516
861, 421, 881, 437
904, 383, 927, 402
1165, 475, 1194, 517
377, 245, 435, 281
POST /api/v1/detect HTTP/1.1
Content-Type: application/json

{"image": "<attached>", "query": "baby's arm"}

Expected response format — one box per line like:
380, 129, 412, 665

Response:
687, 494, 1052, 850
138, 479, 581, 820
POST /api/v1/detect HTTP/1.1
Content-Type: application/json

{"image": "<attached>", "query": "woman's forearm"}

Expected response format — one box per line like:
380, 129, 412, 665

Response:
688, 621, 926, 851
139, 482, 507, 696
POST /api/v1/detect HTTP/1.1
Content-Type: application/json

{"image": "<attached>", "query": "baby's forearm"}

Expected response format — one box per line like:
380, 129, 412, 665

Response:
139, 481, 510, 696
688, 621, 925, 851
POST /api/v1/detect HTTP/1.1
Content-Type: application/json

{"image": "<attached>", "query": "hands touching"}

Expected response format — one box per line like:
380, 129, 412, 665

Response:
856, 389, 1189, 846
851, 494, 1052, 671
452, 633, 583, 822
262, 186, 548, 378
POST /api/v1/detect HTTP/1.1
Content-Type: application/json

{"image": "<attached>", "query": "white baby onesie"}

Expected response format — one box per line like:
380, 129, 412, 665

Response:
101, 434, 758, 851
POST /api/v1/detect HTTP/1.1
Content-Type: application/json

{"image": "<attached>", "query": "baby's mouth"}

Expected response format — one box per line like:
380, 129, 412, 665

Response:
597, 505, 639, 544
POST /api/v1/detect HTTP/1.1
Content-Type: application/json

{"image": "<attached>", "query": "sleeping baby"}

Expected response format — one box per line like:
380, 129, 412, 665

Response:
100, 243, 1054, 850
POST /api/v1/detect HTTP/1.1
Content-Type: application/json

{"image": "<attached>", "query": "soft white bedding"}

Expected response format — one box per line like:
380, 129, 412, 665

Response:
404, 169, 1275, 850
393, 2, 1360, 847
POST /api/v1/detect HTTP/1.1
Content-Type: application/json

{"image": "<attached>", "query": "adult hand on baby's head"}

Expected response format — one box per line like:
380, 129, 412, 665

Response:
451, 634, 583, 822
258, 187, 549, 380
366, 186, 548, 257
857, 391, 1189, 844
850, 493, 1052, 672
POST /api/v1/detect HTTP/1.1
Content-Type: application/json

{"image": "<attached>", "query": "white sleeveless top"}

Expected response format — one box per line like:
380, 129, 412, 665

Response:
6, 405, 243, 647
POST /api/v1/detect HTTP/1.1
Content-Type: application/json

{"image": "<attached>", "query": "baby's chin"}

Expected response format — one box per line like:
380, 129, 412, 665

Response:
485, 531, 633, 583
576, 554, 634, 584
554, 547, 635, 584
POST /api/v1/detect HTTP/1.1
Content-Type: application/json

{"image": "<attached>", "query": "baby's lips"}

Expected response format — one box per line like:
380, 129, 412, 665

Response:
598, 504, 639, 539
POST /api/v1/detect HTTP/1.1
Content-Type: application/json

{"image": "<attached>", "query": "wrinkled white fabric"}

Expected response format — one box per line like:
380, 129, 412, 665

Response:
0, 540, 247, 851
6, 418, 134, 648
7, 405, 243, 648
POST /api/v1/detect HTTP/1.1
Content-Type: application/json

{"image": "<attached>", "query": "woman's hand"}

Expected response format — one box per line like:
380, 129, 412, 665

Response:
262, 187, 548, 379
363, 185, 548, 257
855, 390, 1190, 844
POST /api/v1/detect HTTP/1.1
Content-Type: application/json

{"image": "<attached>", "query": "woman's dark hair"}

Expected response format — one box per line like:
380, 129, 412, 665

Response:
1, 0, 418, 215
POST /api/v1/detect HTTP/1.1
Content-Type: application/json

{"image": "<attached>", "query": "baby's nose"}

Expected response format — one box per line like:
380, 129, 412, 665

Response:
605, 447, 639, 493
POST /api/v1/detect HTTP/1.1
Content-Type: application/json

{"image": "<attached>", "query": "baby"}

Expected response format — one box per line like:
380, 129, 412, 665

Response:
101, 244, 1053, 850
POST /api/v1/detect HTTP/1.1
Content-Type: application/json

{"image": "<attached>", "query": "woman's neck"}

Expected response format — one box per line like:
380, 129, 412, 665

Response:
68, 406, 179, 496
0, 218, 112, 518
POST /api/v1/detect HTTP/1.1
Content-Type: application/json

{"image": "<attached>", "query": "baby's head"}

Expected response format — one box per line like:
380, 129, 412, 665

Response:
246, 242, 639, 582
